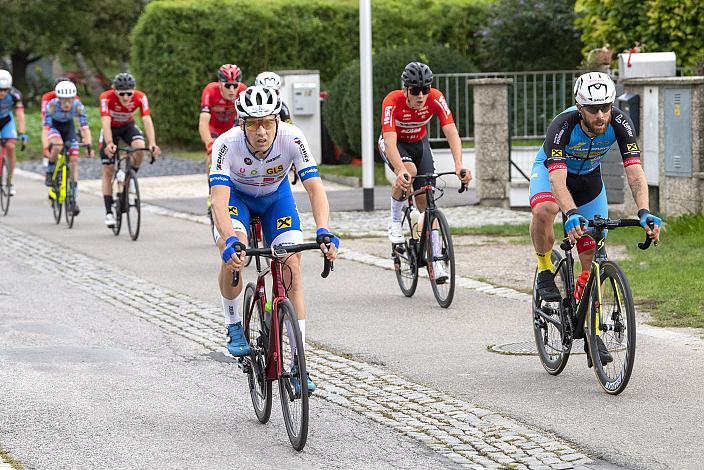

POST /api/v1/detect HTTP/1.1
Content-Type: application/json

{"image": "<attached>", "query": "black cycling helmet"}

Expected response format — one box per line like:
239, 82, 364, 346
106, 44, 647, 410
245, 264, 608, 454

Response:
401, 62, 433, 88
113, 72, 136, 90
54, 76, 72, 86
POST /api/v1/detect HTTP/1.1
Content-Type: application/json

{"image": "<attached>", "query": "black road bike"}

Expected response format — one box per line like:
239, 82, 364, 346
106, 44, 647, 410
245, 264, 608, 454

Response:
111, 147, 155, 241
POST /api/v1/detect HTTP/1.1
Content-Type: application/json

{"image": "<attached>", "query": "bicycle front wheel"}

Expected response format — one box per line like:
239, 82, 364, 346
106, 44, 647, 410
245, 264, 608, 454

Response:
51, 168, 63, 224
111, 172, 123, 236
243, 282, 272, 424
427, 210, 455, 308
64, 166, 76, 229
588, 260, 636, 395
0, 156, 10, 216
125, 170, 141, 240
277, 299, 309, 451
532, 250, 571, 375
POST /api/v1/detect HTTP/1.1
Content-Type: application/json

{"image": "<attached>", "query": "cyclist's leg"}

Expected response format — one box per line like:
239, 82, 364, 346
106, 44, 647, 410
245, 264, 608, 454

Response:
126, 124, 146, 171
379, 134, 416, 242
567, 170, 607, 275
99, 127, 118, 218
412, 137, 434, 212
0, 115, 17, 181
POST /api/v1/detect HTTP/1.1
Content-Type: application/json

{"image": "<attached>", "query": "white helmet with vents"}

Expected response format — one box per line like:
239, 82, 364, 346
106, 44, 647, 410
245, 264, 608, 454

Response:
0, 70, 12, 89
235, 86, 282, 118
255, 71, 282, 91
573, 72, 616, 105
55, 81, 77, 99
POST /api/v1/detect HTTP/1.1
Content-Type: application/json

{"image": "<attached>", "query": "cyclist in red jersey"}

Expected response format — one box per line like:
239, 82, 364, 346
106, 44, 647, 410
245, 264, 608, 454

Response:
40, 77, 72, 158
99, 72, 161, 228
378, 62, 471, 252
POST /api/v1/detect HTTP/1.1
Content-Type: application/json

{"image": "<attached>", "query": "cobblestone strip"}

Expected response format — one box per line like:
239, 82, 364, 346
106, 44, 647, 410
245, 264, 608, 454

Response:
0, 223, 606, 470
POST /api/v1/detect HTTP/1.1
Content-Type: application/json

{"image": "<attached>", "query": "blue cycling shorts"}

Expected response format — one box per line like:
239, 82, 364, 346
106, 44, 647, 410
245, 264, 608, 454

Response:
0, 114, 17, 140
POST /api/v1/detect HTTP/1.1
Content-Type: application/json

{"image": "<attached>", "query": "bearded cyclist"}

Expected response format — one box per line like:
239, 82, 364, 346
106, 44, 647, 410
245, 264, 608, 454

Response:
0, 69, 27, 196
210, 86, 339, 394
529, 71, 662, 366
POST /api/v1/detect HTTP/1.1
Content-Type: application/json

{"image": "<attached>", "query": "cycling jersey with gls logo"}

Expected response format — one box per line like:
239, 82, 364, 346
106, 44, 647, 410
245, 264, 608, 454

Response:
209, 122, 320, 198
539, 105, 641, 175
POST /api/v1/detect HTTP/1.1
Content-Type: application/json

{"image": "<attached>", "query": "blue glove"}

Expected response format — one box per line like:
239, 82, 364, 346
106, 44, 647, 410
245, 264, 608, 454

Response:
316, 228, 340, 248
638, 209, 662, 229
19, 133, 28, 142
564, 210, 586, 233
222, 236, 241, 263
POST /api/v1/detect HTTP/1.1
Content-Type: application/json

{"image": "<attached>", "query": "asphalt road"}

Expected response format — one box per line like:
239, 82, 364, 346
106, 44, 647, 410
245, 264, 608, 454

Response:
1, 174, 702, 469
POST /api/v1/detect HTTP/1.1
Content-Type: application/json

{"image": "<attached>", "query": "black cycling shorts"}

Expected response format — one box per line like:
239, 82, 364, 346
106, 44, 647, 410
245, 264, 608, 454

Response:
100, 123, 144, 165
378, 134, 435, 191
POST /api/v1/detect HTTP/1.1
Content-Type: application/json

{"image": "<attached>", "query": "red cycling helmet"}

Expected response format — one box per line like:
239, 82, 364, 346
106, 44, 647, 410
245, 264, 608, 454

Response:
217, 64, 242, 83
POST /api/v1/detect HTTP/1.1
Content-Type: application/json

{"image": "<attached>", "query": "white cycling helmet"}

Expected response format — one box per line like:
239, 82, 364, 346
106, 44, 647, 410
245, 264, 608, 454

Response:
0, 70, 12, 89
255, 71, 282, 91
55, 81, 77, 99
573, 72, 616, 105
235, 86, 282, 118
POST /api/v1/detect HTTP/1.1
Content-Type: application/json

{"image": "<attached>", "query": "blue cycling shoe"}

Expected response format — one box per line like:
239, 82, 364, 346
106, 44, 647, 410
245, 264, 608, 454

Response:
226, 322, 251, 357
290, 362, 316, 396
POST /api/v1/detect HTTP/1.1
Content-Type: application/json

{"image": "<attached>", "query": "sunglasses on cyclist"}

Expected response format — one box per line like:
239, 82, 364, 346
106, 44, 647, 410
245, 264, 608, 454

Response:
408, 85, 431, 96
118, 91, 134, 97
244, 117, 277, 131
222, 82, 239, 89
582, 103, 612, 114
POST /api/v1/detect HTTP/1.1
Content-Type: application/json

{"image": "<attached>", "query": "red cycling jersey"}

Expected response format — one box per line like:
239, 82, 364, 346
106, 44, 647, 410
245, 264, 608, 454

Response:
41, 91, 57, 119
200, 81, 247, 135
99, 89, 151, 127
380, 88, 454, 142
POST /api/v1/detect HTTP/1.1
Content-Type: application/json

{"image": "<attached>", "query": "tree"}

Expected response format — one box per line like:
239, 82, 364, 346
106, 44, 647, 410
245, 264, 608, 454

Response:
480, 0, 583, 71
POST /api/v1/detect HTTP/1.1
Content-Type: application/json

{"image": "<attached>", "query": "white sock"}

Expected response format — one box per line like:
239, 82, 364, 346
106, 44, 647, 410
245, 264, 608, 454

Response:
390, 197, 405, 223
431, 229, 441, 257
222, 294, 242, 325
285, 319, 297, 361
298, 320, 306, 349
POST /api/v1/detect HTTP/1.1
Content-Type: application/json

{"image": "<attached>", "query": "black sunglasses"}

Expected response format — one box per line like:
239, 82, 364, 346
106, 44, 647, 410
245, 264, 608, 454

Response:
223, 82, 239, 89
582, 103, 612, 114
408, 85, 431, 96
118, 91, 134, 97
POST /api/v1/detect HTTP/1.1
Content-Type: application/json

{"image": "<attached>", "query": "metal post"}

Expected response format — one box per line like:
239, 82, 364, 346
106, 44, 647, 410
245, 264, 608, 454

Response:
360, 0, 374, 211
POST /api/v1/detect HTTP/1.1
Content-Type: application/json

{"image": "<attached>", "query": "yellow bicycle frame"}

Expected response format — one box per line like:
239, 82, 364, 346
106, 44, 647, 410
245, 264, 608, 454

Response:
48, 152, 67, 204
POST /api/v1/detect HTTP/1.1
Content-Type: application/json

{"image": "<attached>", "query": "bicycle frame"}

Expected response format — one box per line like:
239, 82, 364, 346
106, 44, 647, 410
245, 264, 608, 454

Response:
48, 152, 69, 204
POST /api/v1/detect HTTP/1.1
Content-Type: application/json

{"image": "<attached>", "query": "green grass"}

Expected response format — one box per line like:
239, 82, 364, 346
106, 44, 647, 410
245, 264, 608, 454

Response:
318, 163, 389, 186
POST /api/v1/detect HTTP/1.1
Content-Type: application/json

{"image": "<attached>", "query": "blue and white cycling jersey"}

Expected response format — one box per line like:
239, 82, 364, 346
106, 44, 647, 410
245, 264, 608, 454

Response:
43, 97, 89, 128
209, 122, 320, 198
0, 87, 22, 119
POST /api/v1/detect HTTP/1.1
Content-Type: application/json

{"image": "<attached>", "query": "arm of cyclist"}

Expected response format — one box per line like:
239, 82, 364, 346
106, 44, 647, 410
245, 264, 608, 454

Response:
382, 131, 412, 191
624, 164, 661, 241
199, 112, 214, 154
79, 126, 94, 157
141, 115, 161, 156
302, 177, 339, 261
549, 168, 585, 243
441, 123, 471, 185
15, 101, 27, 145
101, 115, 116, 156
210, 185, 247, 271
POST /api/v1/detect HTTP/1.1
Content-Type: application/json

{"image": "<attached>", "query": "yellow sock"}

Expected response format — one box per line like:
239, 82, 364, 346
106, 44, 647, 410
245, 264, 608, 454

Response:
536, 252, 554, 273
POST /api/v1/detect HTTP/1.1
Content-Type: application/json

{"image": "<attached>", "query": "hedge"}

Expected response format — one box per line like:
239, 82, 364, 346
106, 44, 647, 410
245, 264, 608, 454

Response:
323, 44, 477, 158
130, 0, 490, 145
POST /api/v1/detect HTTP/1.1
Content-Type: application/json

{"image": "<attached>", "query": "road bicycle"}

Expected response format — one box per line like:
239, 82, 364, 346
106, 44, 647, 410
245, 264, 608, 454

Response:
47, 142, 88, 228
532, 215, 655, 395
110, 147, 155, 241
235, 218, 333, 451
391, 171, 467, 308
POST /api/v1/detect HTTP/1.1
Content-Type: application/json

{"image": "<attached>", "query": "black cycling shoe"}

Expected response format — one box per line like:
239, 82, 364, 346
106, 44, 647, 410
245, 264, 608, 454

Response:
72, 203, 80, 216
536, 270, 561, 301
585, 336, 613, 368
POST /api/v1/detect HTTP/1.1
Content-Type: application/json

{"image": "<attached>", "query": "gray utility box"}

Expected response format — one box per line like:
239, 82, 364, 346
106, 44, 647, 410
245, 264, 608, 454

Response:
618, 52, 676, 79
664, 88, 692, 177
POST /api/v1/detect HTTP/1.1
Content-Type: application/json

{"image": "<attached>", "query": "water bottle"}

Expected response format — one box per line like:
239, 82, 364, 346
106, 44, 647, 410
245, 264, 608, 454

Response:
116, 169, 125, 183
410, 208, 421, 239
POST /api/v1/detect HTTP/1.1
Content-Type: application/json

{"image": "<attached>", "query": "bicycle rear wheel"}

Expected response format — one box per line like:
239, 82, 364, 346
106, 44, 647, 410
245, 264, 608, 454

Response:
277, 299, 309, 451
125, 170, 141, 240
0, 156, 10, 216
532, 250, 572, 375
51, 168, 62, 224
64, 166, 76, 229
243, 282, 272, 424
588, 261, 636, 395
427, 210, 455, 308
111, 172, 123, 236
393, 209, 418, 297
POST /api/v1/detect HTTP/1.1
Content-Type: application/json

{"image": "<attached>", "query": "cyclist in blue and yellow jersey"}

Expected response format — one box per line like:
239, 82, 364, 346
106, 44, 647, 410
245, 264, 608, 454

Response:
43, 80, 95, 215
529, 72, 662, 365
209, 86, 339, 393
0, 69, 28, 196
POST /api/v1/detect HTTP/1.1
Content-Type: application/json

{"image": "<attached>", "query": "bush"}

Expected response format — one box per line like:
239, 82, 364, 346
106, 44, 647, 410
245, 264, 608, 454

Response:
130, 0, 490, 146
323, 44, 477, 157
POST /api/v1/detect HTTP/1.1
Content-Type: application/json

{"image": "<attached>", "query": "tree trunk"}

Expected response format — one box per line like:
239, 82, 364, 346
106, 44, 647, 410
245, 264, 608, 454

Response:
74, 51, 104, 98
10, 51, 32, 96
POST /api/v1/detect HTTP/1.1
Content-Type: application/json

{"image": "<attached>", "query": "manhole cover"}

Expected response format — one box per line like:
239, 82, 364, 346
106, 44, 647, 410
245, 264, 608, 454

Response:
490, 339, 586, 356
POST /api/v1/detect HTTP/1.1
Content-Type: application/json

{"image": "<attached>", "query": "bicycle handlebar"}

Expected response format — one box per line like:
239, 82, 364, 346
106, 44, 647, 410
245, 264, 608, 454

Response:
584, 215, 655, 250
117, 147, 156, 164
402, 171, 469, 199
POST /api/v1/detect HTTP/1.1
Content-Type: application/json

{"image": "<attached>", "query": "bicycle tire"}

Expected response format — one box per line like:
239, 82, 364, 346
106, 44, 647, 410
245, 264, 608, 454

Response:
0, 156, 9, 216
394, 209, 418, 297
532, 249, 572, 375
277, 299, 309, 451
587, 260, 636, 395
125, 169, 141, 241
243, 282, 272, 424
51, 167, 62, 224
64, 166, 76, 229
427, 210, 455, 308
112, 172, 123, 236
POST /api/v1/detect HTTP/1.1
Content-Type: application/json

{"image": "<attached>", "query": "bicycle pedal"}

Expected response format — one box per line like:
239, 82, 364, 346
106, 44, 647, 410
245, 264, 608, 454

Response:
237, 357, 252, 374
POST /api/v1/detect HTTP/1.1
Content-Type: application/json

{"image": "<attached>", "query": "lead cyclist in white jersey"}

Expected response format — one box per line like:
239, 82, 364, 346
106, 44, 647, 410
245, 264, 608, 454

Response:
209, 86, 339, 392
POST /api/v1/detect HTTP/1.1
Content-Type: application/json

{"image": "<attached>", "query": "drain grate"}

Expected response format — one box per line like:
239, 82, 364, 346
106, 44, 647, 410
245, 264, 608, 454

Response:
490, 339, 587, 355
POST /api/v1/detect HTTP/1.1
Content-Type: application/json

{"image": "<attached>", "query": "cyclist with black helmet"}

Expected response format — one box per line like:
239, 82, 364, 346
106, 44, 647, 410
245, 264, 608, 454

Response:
379, 61, 471, 280
529, 71, 662, 366
209, 85, 339, 393
99, 72, 161, 228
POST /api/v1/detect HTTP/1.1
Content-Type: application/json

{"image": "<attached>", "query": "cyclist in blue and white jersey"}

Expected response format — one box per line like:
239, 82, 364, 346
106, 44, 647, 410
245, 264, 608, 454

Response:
43, 80, 95, 215
209, 86, 339, 393
0, 69, 28, 196
529, 72, 662, 364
